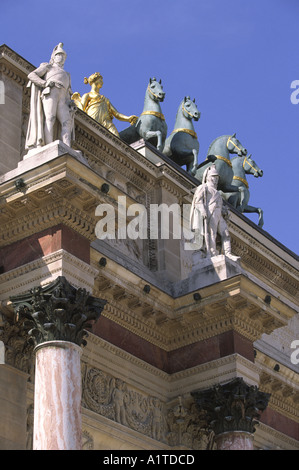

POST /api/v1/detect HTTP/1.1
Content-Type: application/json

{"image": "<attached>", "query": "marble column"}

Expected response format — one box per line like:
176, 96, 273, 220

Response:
215, 431, 254, 450
191, 377, 270, 451
11, 276, 106, 450
33, 341, 82, 449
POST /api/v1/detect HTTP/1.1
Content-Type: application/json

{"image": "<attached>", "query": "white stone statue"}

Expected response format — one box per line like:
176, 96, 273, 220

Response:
25, 43, 76, 151
190, 164, 239, 261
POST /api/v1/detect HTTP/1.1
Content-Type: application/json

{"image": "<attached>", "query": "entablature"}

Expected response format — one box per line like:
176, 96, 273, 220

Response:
91, 243, 297, 349
255, 349, 299, 423
0, 44, 32, 85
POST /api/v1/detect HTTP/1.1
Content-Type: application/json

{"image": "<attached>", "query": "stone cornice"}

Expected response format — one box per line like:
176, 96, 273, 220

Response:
74, 113, 195, 200
0, 44, 33, 85
0, 198, 97, 245
230, 222, 299, 273
255, 421, 299, 450
0, 249, 99, 302
91, 249, 296, 348
231, 235, 298, 301
0, 156, 296, 350
83, 333, 259, 399
0, 152, 125, 245
229, 216, 299, 303
255, 350, 299, 423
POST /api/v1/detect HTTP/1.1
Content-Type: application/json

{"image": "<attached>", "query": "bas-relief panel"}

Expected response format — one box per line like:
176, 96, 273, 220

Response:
81, 364, 212, 450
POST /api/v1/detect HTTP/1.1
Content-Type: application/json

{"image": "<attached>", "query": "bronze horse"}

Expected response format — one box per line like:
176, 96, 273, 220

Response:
163, 96, 200, 175
119, 78, 167, 151
194, 134, 248, 195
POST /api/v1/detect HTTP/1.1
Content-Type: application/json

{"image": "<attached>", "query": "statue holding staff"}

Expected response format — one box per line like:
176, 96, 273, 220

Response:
25, 43, 76, 151
190, 164, 239, 261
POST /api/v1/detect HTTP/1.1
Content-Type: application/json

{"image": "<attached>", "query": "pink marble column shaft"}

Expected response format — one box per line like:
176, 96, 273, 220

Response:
33, 341, 82, 450
215, 431, 254, 450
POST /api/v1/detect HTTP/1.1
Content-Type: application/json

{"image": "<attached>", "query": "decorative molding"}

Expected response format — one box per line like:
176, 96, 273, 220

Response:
0, 44, 34, 77
0, 199, 97, 245
84, 334, 259, 389
0, 249, 98, 300
74, 122, 157, 193
255, 421, 299, 450
81, 363, 211, 449
93, 270, 291, 349
82, 430, 94, 450
82, 363, 168, 443
255, 351, 299, 423
230, 232, 299, 301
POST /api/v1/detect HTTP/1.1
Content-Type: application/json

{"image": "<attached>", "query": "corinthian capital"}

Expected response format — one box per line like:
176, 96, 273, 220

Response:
191, 377, 270, 435
10, 276, 106, 347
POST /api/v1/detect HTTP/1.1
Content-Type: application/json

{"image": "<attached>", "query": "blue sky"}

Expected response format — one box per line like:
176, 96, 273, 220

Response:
1, 0, 299, 255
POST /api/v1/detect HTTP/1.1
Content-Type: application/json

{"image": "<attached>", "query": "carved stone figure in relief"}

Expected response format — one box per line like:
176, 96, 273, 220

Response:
151, 398, 163, 441
112, 378, 128, 425
25, 43, 76, 150
72, 72, 138, 136
190, 164, 239, 261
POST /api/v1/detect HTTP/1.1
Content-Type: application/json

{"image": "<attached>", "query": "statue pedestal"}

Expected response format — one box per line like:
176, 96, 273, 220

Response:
174, 254, 242, 296
188, 253, 242, 290
21, 140, 89, 168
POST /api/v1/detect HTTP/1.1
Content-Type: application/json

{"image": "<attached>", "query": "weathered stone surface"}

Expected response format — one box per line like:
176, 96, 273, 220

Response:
0, 72, 23, 174
0, 365, 28, 449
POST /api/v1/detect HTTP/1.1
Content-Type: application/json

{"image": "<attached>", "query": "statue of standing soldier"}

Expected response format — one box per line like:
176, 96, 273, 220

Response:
190, 164, 239, 261
25, 43, 76, 151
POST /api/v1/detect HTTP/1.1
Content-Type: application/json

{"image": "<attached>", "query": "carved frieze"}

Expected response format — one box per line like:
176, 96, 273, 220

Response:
166, 397, 214, 449
82, 365, 167, 441
0, 315, 34, 376
81, 364, 212, 449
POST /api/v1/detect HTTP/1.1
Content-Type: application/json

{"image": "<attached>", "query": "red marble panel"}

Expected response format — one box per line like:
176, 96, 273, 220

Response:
260, 407, 299, 441
92, 316, 169, 371
219, 330, 255, 362
92, 318, 254, 373
0, 224, 90, 272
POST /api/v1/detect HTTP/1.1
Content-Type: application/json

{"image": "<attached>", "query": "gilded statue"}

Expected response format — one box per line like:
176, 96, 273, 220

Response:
72, 72, 138, 136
